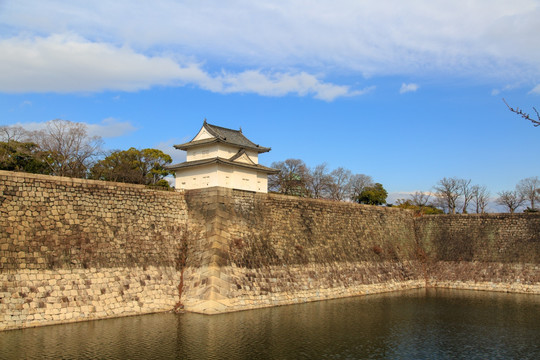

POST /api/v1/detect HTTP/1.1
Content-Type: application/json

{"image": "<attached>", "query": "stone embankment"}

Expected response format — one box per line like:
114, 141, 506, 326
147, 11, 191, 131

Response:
181, 188, 540, 314
1, 171, 189, 331
1, 171, 539, 331
1, 267, 180, 329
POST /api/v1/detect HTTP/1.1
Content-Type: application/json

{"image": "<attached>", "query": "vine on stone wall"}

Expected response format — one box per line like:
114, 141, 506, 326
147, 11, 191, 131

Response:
173, 225, 190, 312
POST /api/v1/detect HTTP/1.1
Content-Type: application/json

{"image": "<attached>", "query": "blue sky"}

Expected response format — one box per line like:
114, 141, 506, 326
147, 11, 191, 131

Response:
1, 1, 539, 204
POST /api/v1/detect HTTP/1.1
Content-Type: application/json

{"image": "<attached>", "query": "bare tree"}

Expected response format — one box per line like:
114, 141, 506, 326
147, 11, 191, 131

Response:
433, 177, 463, 214
459, 179, 474, 214
328, 167, 352, 201
32, 119, 103, 178
269, 158, 311, 196
0, 125, 31, 142
516, 176, 540, 211
471, 185, 490, 213
410, 191, 431, 208
496, 190, 525, 213
349, 174, 374, 201
307, 163, 332, 199
503, 99, 540, 127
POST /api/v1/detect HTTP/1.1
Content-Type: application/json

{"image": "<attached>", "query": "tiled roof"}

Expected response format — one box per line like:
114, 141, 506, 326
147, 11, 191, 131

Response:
166, 157, 279, 174
174, 121, 271, 153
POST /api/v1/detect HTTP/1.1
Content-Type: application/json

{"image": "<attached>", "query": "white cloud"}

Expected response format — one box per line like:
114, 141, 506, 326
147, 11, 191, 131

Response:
387, 192, 412, 205
208, 71, 369, 101
529, 84, 540, 94
1, 1, 540, 97
387, 190, 437, 205
0, 34, 364, 100
154, 138, 187, 165
13, 122, 47, 133
2, 0, 539, 82
491, 83, 524, 96
13, 118, 136, 138
399, 83, 419, 94
86, 118, 137, 138
0, 34, 187, 93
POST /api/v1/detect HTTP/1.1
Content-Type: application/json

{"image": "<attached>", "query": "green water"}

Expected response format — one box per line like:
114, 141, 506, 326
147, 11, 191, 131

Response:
1, 288, 539, 359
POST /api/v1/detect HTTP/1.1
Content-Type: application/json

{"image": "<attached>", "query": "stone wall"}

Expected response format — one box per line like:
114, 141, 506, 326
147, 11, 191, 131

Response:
1, 172, 539, 331
181, 187, 425, 314
180, 188, 540, 314
417, 214, 539, 263
0, 170, 190, 331
417, 214, 540, 293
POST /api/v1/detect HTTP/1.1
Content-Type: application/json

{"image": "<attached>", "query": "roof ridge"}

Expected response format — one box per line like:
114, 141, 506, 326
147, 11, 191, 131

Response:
166, 156, 279, 173
205, 122, 241, 133
202, 122, 225, 140
174, 121, 272, 153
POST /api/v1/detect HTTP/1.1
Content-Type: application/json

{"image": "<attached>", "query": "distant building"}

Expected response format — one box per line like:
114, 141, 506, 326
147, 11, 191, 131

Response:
168, 120, 278, 193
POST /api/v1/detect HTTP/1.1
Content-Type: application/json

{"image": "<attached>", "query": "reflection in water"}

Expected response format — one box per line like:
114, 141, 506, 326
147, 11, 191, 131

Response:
1, 288, 539, 359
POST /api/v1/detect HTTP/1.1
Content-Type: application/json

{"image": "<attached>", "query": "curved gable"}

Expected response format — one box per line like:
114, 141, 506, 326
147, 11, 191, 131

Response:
193, 126, 215, 141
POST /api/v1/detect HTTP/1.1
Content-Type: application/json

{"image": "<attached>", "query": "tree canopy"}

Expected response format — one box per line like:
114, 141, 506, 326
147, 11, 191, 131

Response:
1, 122, 175, 188
395, 199, 443, 214
268, 159, 311, 197
90, 147, 173, 187
34, 119, 103, 178
0, 140, 51, 174
1, 121, 103, 178
496, 190, 525, 213
355, 183, 388, 205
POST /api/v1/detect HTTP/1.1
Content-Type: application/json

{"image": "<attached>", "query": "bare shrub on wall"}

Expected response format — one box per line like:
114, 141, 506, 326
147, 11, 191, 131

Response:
173, 223, 202, 312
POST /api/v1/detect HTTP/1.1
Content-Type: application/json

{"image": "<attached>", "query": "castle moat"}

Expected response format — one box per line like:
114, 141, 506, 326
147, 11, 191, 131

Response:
1, 288, 539, 359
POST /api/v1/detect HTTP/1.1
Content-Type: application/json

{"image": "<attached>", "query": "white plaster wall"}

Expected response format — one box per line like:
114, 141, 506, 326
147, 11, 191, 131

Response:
245, 149, 259, 164
177, 164, 268, 192
257, 172, 268, 193
193, 126, 214, 141
186, 144, 257, 163
175, 164, 219, 190
217, 165, 234, 188
230, 167, 259, 192
187, 145, 217, 162
216, 144, 248, 160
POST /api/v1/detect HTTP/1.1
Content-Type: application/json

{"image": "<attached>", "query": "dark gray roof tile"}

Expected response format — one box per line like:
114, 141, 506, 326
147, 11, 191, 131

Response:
174, 120, 271, 153
166, 157, 279, 174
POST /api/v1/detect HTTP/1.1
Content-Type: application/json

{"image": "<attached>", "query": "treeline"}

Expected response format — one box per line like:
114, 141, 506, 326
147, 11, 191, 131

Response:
3, 122, 538, 212
0, 120, 173, 189
270, 160, 539, 214
413, 176, 540, 214
269, 159, 388, 205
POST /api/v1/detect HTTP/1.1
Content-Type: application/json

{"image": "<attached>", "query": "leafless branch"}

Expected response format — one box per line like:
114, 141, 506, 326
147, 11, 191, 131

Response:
503, 98, 540, 127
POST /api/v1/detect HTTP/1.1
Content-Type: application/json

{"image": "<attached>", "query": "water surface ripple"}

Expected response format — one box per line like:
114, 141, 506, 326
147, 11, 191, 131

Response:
1, 288, 539, 359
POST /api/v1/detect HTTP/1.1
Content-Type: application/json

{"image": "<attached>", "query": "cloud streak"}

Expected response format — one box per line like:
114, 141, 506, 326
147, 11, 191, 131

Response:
2, 1, 540, 78
1, 1, 539, 96
400, 83, 419, 94
13, 118, 137, 138
529, 84, 540, 94
0, 34, 362, 100
86, 118, 137, 138
154, 138, 187, 165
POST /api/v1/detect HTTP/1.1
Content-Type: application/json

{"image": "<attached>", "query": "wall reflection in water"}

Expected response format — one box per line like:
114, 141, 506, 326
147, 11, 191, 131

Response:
1, 288, 539, 359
